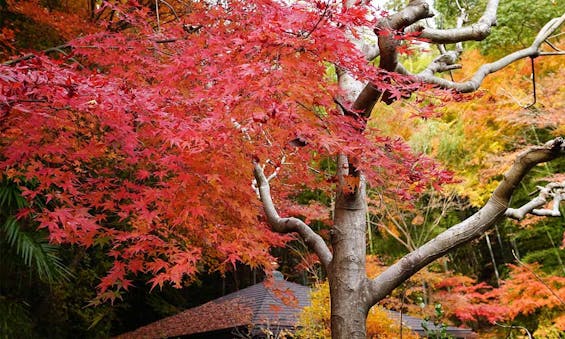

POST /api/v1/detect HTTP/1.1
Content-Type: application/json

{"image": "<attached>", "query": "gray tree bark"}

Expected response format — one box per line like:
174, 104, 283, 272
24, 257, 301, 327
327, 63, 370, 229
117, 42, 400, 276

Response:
328, 155, 369, 338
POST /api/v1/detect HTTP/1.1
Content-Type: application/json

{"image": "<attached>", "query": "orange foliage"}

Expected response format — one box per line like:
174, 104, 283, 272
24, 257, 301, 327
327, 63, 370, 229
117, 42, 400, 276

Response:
554, 314, 565, 331
432, 263, 565, 334
452, 47, 565, 132
0, 27, 16, 54
367, 256, 565, 335
367, 256, 460, 320
498, 264, 565, 320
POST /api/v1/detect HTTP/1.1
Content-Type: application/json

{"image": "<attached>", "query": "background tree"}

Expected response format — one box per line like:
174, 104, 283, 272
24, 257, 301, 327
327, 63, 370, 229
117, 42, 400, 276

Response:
1, 0, 565, 338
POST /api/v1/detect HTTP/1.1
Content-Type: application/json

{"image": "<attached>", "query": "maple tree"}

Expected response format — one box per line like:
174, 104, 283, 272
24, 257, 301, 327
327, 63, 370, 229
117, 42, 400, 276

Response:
1, 0, 565, 337
432, 263, 565, 337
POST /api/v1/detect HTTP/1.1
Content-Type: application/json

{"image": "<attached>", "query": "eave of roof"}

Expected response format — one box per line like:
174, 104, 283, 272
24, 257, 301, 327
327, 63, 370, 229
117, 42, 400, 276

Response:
116, 279, 477, 339
115, 280, 310, 339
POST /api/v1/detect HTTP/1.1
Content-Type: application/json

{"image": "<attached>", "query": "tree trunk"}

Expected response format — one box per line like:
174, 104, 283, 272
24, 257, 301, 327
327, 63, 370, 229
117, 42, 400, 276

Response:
329, 157, 369, 338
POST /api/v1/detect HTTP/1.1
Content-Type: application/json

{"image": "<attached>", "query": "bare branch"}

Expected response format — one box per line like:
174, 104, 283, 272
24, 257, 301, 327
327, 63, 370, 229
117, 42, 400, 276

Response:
418, 2, 468, 77
412, 0, 500, 44
408, 13, 565, 92
539, 51, 565, 56
159, 0, 180, 21
253, 162, 333, 268
3, 44, 70, 65
505, 182, 564, 219
418, 51, 462, 77
349, 4, 564, 113
494, 322, 532, 339
364, 137, 565, 307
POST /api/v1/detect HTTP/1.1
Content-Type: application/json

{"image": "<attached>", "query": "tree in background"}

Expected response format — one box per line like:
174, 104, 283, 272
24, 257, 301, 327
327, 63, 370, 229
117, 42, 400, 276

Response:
1, 0, 565, 338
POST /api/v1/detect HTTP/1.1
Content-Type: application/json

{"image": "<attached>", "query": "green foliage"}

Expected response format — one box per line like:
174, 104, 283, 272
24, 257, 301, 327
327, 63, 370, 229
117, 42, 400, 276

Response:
512, 224, 565, 275
480, 1, 565, 57
0, 177, 116, 338
0, 178, 71, 283
382, 0, 409, 12
0, 296, 33, 339
410, 120, 468, 165
433, 0, 565, 57
1, 214, 71, 282
533, 308, 565, 339
434, 0, 486, 29
421, 303, 454, 339
42, 252, 117, 338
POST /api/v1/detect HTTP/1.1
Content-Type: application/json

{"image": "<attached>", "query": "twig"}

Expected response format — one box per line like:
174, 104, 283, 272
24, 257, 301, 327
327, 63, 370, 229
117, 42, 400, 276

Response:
155, 0, 161, 33
511, 250, 565, 307
3, 44, 70, 66
493, 322, 532, 339
505, 181, 564, 220
304, 0, 330, 39
544, 39, 561, 52
159, 0, 180, 21
520, 57, 537, 109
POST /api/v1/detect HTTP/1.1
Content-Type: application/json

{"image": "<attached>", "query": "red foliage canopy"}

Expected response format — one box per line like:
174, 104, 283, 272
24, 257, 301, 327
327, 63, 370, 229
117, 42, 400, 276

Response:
0, 0, 449, 298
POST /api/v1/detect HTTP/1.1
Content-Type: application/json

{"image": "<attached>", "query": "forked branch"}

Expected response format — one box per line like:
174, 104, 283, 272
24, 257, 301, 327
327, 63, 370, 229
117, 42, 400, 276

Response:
411, 0, 500, 44
505, 182, 565, 219
253, 162, 333, 268
351, 2, 565, 112
408, 13, 565, 92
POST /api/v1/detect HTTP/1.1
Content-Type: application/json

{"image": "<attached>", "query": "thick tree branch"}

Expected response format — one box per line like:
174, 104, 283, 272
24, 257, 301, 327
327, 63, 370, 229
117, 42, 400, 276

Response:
351, 4, 565, 113
351, 0, 500, 109
252, 162, 333, 268
376, 0, 434, 72
411, 0, 500, 44
353, 0, 434, 114
364, 137, 565, 307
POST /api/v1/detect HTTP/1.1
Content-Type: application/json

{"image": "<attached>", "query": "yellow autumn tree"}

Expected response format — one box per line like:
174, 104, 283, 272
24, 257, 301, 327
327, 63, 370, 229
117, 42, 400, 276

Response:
296, 281, 419, 339
369, 42, 565, 206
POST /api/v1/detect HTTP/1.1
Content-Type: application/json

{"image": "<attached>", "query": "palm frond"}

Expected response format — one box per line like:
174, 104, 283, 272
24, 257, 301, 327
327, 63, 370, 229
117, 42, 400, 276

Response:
0, 178, 72, 282
1, 215, 72, 282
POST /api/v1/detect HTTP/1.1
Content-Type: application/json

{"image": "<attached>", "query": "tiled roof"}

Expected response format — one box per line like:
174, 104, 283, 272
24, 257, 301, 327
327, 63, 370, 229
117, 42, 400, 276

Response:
385, 310, 478, 339
116, 276, 476, 339
115, 278, 310, 339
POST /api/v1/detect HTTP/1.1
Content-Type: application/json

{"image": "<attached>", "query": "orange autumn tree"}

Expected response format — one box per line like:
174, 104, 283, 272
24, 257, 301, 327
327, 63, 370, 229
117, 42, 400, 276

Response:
2, 0, 565, 337
432, 263, 565, 337
365, 29, 565, 337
